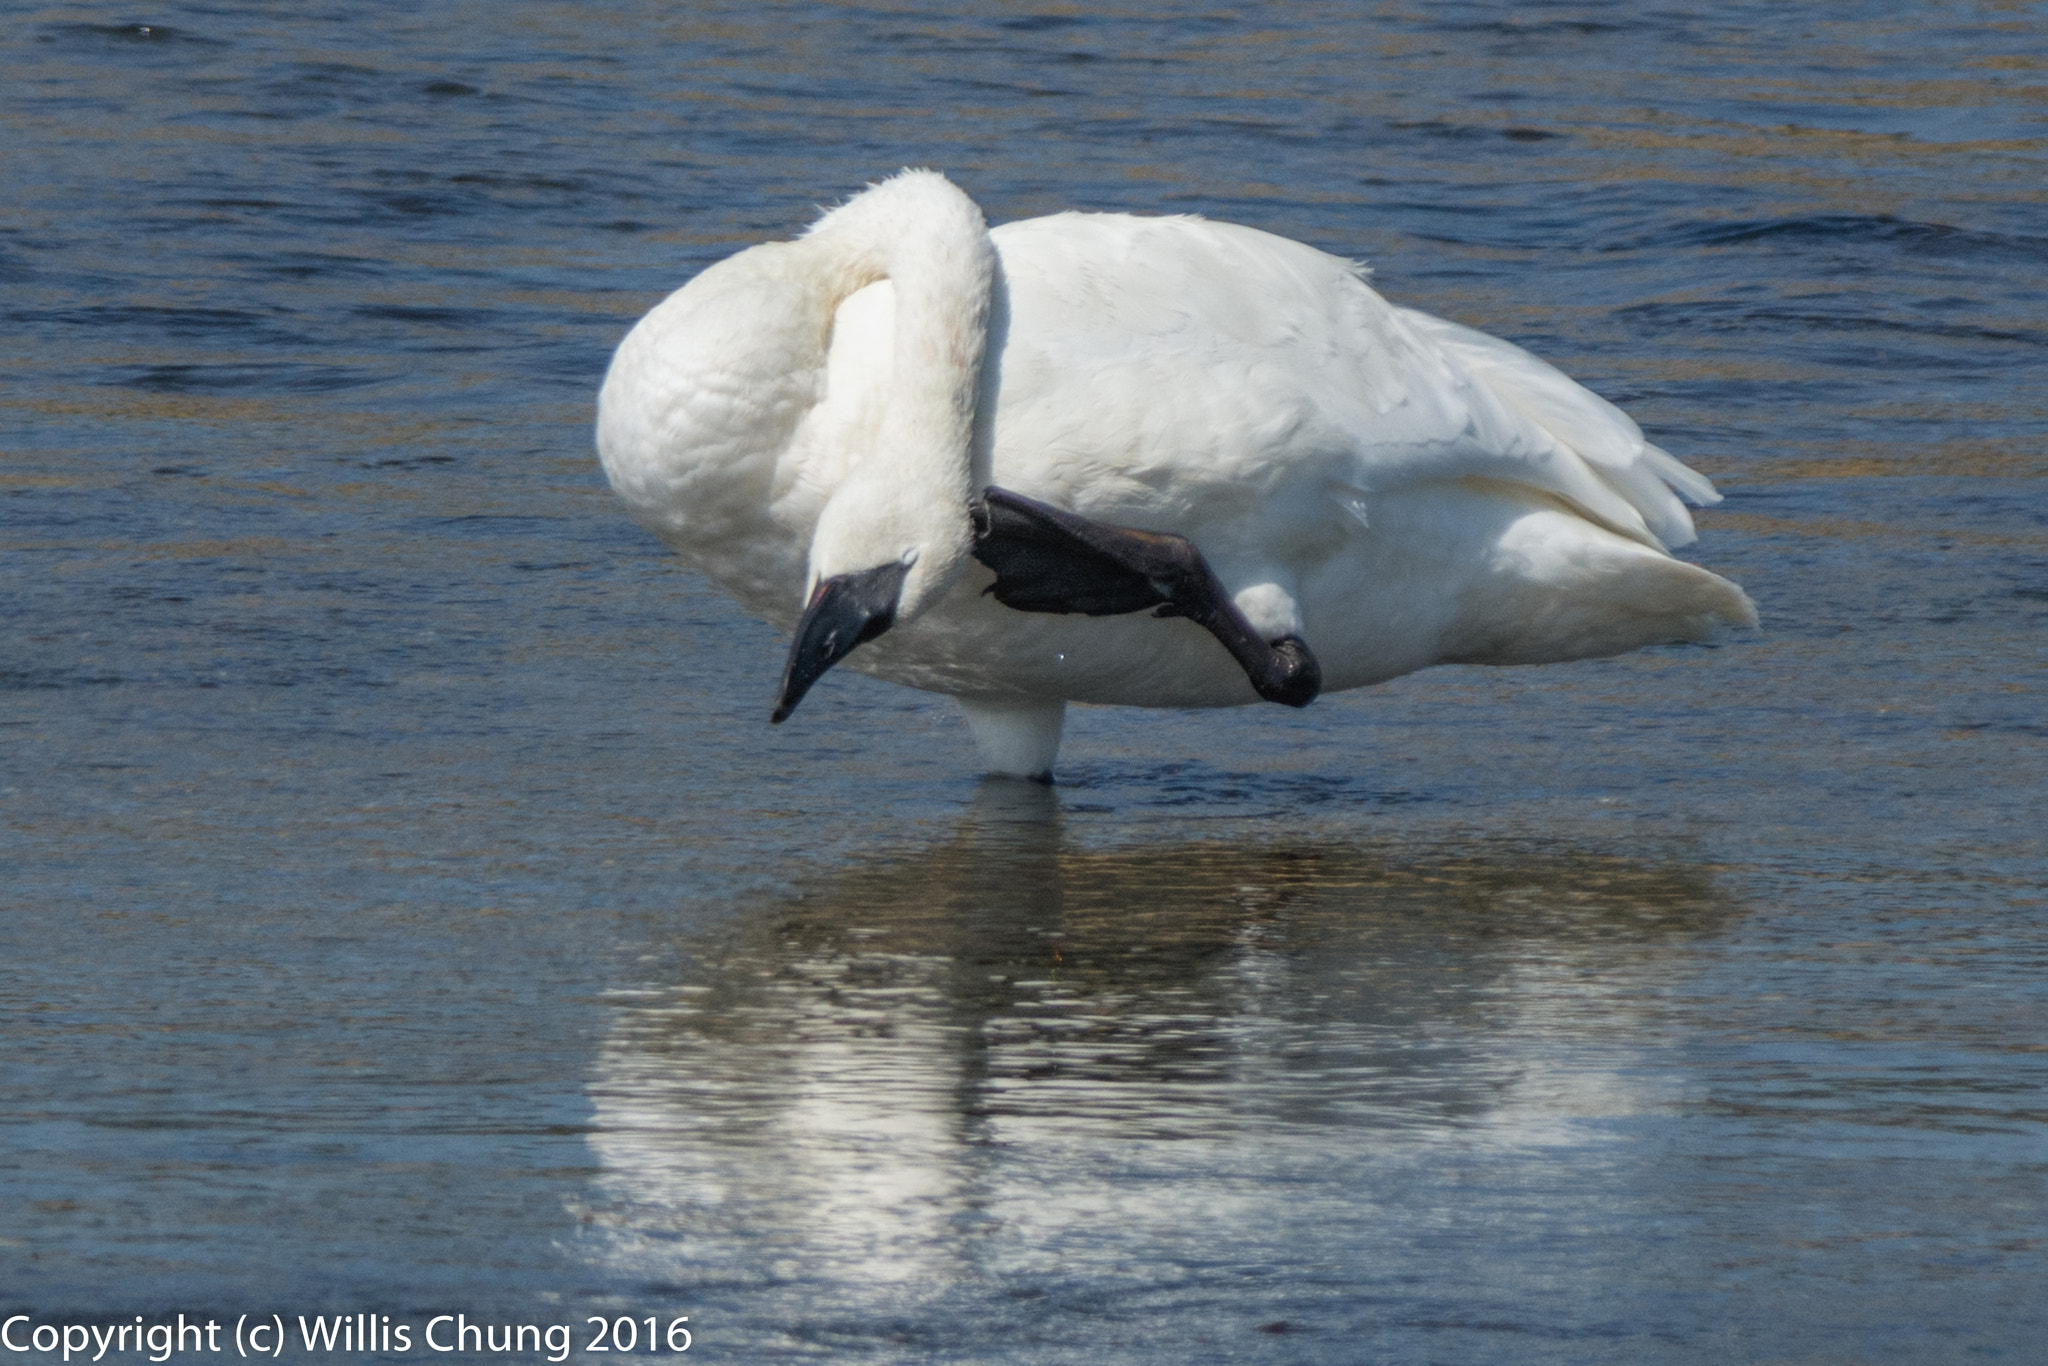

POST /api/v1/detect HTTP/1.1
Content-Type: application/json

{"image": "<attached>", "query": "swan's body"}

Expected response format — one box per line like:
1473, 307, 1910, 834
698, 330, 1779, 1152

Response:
598, 171, 1754, 777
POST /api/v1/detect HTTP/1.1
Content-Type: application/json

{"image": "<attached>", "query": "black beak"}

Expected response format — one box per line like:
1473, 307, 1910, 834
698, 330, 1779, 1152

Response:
771, 561, 912, 723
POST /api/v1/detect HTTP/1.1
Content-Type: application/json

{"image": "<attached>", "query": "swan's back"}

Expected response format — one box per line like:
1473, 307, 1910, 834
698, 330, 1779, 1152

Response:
984, 212, 1713, 556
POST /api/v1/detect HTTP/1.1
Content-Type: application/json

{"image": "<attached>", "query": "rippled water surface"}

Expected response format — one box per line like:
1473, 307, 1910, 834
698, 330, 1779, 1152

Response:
5, 2, 2046, 1361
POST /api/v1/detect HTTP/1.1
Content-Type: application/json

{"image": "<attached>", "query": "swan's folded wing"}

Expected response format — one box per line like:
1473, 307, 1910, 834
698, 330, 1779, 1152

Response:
1388, 308, 1718, 550
987, 213, 1722, 553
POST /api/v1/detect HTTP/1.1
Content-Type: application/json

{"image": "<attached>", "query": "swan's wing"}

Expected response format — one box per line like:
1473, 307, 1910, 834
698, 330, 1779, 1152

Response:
1391, 309, 1716, 549
987, 214, 1717, 552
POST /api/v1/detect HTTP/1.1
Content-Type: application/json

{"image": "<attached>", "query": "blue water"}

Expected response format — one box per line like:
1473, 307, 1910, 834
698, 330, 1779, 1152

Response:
4, 2, 2045, 1362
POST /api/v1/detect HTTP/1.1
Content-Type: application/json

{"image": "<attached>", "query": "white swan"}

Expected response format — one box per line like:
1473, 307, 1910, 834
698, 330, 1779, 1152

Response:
598, 170, 1755, 780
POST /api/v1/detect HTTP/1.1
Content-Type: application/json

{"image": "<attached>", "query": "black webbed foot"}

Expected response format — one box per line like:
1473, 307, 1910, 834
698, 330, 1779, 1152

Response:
970, 486, 1322, 708
1265, 634, 1322, 709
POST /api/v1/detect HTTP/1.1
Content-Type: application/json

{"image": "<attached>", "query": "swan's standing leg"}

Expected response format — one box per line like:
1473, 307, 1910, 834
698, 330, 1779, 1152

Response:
957, 696, 1066, 783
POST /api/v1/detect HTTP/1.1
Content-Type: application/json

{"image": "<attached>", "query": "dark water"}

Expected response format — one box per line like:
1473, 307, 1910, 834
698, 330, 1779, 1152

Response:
4, 2, 2045, 1362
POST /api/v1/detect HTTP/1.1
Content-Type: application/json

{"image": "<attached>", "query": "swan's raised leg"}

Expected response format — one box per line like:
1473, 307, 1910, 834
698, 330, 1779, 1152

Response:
970, 487, 1322, 707
956, 696, 1066, 782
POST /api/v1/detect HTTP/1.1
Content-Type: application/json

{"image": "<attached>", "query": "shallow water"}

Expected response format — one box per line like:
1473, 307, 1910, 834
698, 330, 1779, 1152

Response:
4, 1, 2045, 1361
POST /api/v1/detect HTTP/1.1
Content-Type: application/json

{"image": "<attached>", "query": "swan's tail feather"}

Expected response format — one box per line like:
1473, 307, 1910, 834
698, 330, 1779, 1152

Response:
1374, 489, 1759, 669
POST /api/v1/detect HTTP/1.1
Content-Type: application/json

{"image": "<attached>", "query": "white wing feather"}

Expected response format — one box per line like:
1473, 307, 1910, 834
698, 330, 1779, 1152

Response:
1394, 309, 1716, 549
985, 214, 1717, 553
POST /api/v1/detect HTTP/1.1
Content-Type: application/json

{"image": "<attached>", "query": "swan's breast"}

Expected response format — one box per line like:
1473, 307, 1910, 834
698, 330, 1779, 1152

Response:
597, 243, 857, 618
597, 244, 834, 540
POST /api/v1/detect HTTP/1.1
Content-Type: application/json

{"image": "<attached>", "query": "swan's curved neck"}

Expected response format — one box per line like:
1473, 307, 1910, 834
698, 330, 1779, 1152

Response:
798, 171, 996, 614
804, 172, 992, 483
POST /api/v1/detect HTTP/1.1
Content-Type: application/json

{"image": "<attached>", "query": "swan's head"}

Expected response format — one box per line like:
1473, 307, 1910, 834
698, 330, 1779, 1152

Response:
771, 476, 973, 723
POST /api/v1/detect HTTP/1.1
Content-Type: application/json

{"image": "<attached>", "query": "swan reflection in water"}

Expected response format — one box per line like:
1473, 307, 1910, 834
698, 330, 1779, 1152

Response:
578, 786, 1735, 1306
